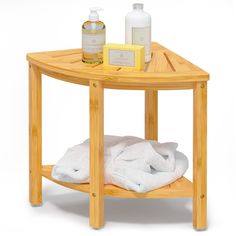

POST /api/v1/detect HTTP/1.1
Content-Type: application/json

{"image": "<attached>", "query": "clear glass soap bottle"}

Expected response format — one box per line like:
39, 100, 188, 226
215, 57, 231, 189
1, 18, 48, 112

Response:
82, 8, 105, 64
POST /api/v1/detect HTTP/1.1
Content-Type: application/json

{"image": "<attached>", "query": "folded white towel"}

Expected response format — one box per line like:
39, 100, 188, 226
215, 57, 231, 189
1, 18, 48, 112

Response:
52, 135, 188, 192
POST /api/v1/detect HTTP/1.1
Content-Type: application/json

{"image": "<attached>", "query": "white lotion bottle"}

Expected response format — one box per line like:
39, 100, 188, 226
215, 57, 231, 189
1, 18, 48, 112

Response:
125, 3, 151, 62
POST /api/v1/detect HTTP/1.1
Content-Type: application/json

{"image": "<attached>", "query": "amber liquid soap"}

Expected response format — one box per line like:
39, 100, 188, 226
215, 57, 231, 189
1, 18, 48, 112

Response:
82, 8, 105, 64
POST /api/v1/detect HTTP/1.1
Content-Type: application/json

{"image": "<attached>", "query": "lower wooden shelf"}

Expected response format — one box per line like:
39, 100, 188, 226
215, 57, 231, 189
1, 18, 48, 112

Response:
41, 165, 193, 199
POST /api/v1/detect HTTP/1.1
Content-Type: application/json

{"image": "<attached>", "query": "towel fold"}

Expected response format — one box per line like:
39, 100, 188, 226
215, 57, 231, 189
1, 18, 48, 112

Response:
52, 135, 188, 192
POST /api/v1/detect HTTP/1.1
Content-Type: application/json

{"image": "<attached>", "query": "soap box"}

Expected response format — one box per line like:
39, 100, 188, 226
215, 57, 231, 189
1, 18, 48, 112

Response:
103, 44, 145, 71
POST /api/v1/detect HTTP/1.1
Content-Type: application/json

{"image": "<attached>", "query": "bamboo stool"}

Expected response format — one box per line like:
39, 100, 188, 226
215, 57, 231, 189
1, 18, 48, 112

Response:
27, 42, 209, 230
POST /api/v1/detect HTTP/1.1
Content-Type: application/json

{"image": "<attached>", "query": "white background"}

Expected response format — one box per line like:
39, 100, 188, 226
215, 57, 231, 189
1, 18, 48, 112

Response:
1, 0, 236, 235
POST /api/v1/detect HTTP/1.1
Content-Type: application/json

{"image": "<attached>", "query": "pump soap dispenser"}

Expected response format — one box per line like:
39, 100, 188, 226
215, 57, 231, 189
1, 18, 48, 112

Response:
82, 7, 105, 64
125, 3, 151, 62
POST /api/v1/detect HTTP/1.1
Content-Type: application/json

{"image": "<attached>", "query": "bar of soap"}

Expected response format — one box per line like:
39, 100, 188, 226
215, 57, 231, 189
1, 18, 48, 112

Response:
103, 44, 145, 71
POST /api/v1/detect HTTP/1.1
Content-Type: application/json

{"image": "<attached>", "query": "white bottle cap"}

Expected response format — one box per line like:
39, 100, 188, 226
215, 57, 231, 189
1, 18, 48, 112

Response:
133, 3, 143, 10
89, 7, 103, 22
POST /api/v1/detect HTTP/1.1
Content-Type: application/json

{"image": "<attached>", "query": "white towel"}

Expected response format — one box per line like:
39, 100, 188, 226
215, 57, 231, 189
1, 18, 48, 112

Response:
52, 136, 142, 183
111, 151, 188, 192
52, 135, 188, 192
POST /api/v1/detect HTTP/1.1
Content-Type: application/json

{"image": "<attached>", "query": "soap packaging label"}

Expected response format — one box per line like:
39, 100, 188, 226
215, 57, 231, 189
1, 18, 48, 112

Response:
108, 49, 135, 67
82, 33, 105, 53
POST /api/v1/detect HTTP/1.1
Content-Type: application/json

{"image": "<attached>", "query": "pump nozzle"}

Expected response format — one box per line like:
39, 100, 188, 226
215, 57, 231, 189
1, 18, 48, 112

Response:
89, 7, 103, 22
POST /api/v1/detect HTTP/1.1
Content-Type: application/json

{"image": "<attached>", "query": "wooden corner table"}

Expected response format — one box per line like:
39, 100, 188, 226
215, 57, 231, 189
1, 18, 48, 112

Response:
27, 42, 209, 230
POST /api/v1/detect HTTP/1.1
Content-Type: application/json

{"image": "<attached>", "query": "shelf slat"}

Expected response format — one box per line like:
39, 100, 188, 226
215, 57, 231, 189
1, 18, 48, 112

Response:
27, 42, 209, 87
42, 165, 193, 198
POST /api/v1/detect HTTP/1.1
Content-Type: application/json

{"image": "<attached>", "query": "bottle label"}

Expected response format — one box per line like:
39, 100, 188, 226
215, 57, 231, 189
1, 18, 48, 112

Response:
132, 27, 151, 56
108, 49, 135, 67
82, 33, 105, 53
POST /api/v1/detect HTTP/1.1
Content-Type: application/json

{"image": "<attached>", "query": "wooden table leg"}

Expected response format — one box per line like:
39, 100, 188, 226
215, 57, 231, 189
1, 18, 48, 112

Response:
193, 82, 207, 230
89, 80, 104, 228
29, 64, 42, 206
145, 90, 158, 140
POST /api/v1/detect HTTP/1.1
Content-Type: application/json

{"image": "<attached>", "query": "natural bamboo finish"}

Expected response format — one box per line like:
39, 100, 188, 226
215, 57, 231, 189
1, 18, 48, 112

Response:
27, 41, 209, 230
89, 80, 104, 228
144, 45, 177, 141
27, 42, 208, 89
193, 82, 207, 230
145, 90, 158, 140
41, 165, 193, 198
29, 64, 42, 205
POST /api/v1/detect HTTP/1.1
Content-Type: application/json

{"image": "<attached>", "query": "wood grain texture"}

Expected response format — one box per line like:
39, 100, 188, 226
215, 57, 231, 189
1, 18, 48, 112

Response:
144, 45, 179, 141
41, 165, 193, 198
89, 80, 104, 228
163, 50, 202, 72
193, 82, 207, 230
42, 67, 195, 90
145, 90, 158, 140
27, 42, 209, 87
29, 64, 42, 205
145, 51, 174, 73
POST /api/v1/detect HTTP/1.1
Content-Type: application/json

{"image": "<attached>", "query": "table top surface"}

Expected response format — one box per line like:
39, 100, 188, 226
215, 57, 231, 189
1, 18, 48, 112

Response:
27, 42, 209, 88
